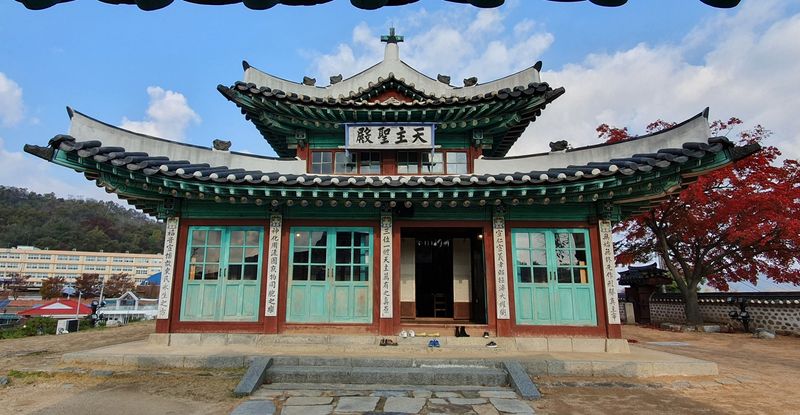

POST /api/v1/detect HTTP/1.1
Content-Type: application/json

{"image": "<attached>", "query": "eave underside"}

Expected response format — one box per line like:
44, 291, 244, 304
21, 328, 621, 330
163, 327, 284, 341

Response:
40, 144, 737, 221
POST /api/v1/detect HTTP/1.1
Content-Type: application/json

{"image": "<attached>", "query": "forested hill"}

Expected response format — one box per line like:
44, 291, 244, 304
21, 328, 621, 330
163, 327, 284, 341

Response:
0, 186, 165, 254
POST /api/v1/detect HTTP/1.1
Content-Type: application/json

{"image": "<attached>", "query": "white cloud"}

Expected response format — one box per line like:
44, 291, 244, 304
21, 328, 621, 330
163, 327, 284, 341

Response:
120, 86, 200, 141
308, 8, 553, 85
0, 72, 24, 127
521, 0, 800, 160
306, 0, 800, 160
0, 137, 117, 202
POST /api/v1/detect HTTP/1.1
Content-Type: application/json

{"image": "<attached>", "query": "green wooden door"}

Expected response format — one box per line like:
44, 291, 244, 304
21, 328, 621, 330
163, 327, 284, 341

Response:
181, 227, 263, 322
512, 229, 596, 326
287, 227, 372, 323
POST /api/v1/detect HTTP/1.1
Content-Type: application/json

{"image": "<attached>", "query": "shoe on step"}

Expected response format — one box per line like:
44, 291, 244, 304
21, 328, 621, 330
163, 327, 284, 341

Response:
483, 331, 490, 338
380, 339, 387, 346
455, 327, 461, 337
486, 341, 498, 348
459, 326, 470, 337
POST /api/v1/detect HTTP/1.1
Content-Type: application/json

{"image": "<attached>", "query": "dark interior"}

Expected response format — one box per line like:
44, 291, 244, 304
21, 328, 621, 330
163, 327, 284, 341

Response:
402, 228, 487, 323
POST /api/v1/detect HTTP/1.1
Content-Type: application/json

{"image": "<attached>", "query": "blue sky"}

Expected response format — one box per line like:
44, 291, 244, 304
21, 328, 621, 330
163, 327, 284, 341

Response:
1, 0, 798, 200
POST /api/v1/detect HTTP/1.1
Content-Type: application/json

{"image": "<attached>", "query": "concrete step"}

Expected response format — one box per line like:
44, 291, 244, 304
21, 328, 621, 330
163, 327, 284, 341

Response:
270, 356, 504, 369
266, 363, 509, 387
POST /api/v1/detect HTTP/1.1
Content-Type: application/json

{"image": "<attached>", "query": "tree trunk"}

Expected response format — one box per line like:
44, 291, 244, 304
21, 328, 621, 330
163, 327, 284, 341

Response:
683, 288, 704, 325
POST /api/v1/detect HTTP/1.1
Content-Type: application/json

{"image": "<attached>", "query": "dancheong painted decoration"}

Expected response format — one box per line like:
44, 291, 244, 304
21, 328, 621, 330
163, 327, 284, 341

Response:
17, 0, 741, 11
25, 29, 756, 341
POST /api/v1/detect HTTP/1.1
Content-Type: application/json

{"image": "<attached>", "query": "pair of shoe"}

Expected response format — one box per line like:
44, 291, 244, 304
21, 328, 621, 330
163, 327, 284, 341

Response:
454, 326, 470, 337
427, 339, 441, 348
486, 341, 498, 348
399, 330, 416, 338
380, 338, 398, 346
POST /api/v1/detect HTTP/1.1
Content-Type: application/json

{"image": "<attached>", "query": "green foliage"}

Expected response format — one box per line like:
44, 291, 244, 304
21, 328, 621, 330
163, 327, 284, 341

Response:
78, 318, 95, 331
40, 276, 65, 300
21, 317, 58, 335
0, 317, 60, 338
0, 316, 106, 339
0, 186, 164, 253
104, 273, 135, 297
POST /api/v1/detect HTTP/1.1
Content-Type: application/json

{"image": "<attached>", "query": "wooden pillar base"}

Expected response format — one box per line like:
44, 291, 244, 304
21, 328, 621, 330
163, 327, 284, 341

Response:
155, 319, 170, 333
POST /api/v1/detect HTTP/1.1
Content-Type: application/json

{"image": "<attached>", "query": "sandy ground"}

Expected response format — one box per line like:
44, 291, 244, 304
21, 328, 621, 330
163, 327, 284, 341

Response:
534, 326, 800, 415
1, 322, 799, 414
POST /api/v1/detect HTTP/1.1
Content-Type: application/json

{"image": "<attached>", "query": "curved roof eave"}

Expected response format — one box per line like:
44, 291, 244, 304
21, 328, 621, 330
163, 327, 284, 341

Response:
475, 109, 712, 174
243, 56, 542, 101
64, 108, 306, 174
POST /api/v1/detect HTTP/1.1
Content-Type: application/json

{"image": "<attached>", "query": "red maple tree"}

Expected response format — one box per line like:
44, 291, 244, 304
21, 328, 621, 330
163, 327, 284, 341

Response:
598, 118, 800, 325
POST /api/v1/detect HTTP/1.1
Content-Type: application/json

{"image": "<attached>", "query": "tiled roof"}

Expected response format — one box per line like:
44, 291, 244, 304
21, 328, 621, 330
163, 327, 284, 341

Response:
229, 53, 558, 157
17, 0, 742, 11
220, 78, 559, 108
618, 263, 671, 286
23, 107, 758, 219
25, 110, 744, 188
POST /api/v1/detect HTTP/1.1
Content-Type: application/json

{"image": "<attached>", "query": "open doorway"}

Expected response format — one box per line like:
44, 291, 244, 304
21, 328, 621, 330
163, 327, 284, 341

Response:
399, 228, 487, 324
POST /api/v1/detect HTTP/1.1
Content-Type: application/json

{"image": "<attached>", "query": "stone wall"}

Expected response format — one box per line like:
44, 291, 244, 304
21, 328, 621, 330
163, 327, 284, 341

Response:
649, 292, 800, 335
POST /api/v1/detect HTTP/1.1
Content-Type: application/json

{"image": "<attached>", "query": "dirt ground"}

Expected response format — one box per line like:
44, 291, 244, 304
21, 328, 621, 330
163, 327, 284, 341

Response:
1, 322, 799, 414
534, 325, 800, 415
0, 322, 243, 415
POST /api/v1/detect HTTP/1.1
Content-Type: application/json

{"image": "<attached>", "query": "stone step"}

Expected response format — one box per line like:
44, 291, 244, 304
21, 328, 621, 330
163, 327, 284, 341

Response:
270, 356, 504, 369
266, 365, 509, 387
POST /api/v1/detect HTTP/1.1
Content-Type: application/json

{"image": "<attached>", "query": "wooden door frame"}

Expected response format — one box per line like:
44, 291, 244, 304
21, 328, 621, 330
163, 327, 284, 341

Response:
284, 226, 374, 324
277, 219, 381, 334
391, 221, 496, 335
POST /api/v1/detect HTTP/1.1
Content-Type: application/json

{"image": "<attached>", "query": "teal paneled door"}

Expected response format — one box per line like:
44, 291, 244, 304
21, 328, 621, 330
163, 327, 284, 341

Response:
181, 227, 263, 322
287, 227, 372, 323
512, 229, 596, 326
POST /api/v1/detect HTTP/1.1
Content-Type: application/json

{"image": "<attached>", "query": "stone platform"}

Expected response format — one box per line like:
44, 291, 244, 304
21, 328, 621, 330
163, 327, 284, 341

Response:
62, 333, 718, 378
236, 384, 536, 415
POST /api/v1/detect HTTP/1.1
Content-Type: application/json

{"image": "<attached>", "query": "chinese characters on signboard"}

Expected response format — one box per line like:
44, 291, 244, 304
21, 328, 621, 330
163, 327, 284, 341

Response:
347, 124, 434, 150
156, 217, 179, 319
492, 216, 511, 320
599, 220, 621, 324
265, 215, 282, 317
380, 215, 393, 318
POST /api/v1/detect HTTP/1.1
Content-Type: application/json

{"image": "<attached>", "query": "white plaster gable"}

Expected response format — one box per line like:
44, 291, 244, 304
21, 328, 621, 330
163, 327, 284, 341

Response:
243, 41, 542, 100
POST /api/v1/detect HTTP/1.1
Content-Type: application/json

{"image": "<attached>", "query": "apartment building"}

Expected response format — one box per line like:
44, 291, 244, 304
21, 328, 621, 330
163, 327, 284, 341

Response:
0, 246, 162, 288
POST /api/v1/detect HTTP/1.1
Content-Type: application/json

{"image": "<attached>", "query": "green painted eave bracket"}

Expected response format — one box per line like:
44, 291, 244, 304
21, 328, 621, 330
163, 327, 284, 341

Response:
50, 146, 735, 220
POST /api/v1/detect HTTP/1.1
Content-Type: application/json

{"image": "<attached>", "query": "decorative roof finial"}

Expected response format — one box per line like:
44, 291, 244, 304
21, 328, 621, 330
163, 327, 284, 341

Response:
381, 27, 404, 44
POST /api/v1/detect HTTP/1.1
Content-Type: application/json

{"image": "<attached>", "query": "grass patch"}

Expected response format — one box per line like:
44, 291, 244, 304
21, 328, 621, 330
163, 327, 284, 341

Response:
7, 370, 51, 379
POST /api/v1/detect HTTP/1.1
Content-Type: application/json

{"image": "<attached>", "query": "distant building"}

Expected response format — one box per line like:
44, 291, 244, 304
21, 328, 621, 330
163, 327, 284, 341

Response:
135, 272, 161, 299
99, 291, 158, 323
0, 246, 162, 288
17, 299, 92, 319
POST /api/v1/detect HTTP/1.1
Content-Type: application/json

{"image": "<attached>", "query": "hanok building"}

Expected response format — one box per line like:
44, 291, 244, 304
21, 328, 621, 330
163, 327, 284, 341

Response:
25, 31, 753, 345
